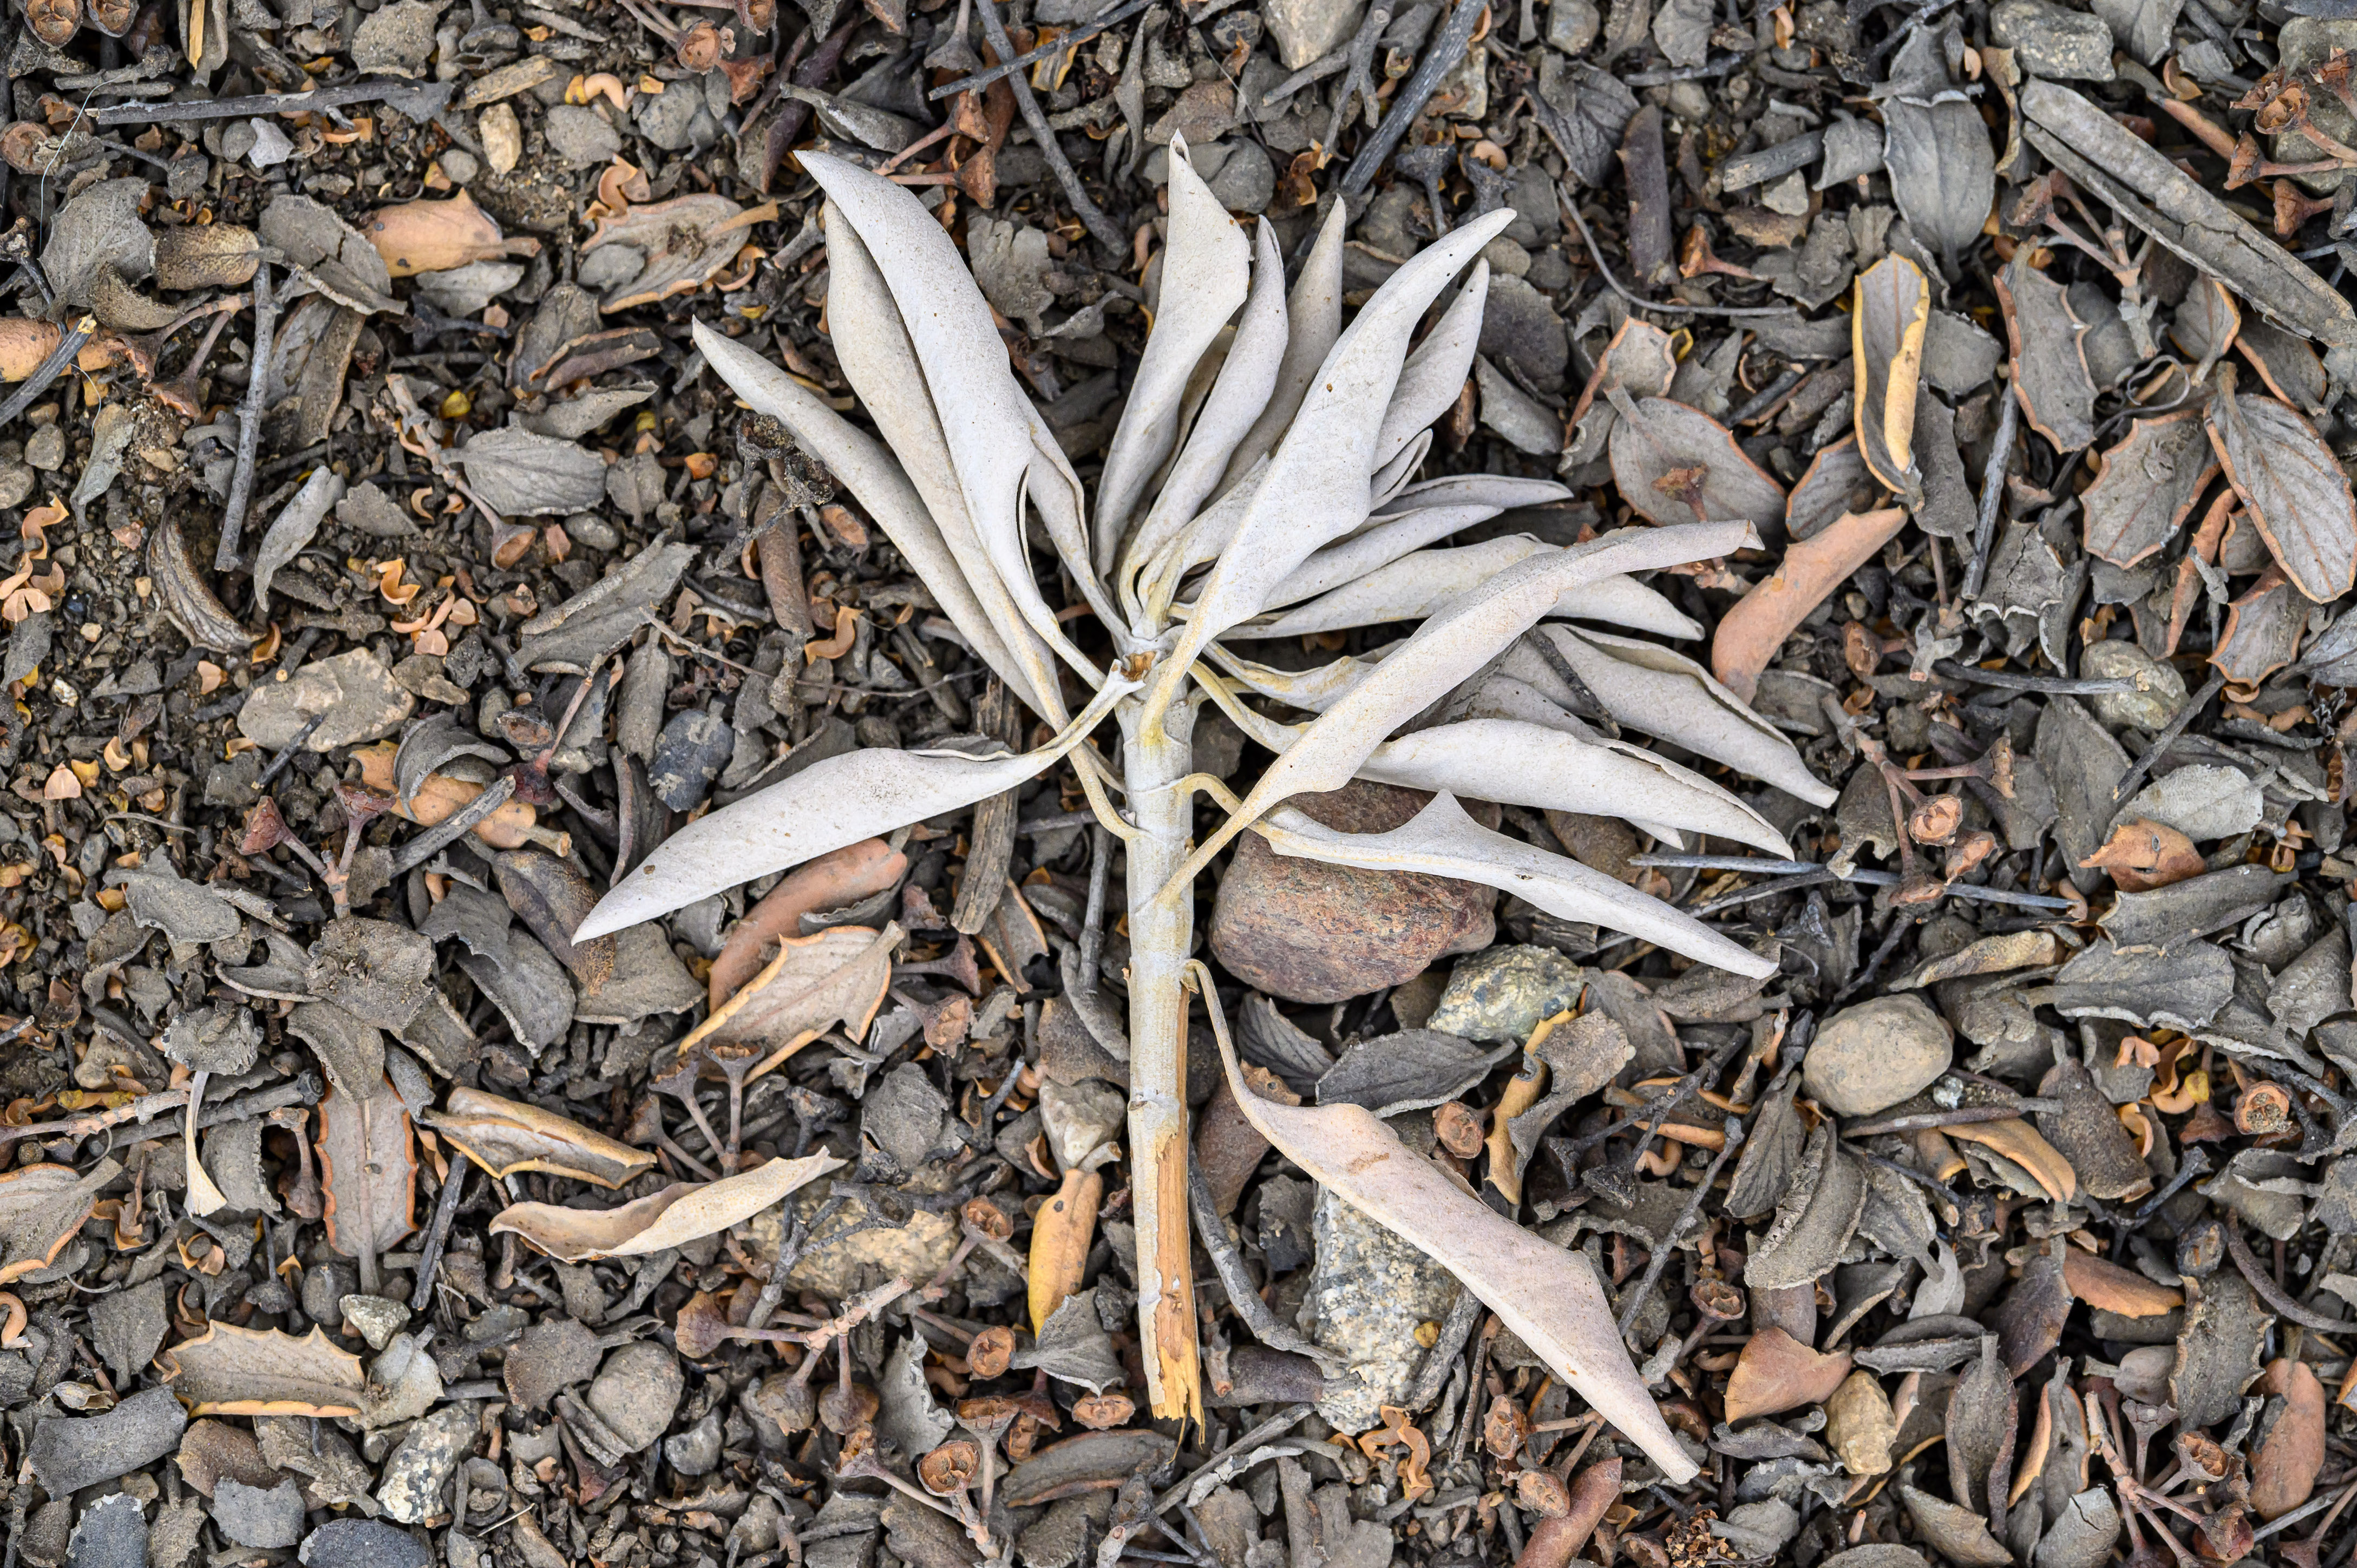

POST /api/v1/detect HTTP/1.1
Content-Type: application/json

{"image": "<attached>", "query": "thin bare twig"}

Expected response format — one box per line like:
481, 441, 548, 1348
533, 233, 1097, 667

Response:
215, 261, 276, 572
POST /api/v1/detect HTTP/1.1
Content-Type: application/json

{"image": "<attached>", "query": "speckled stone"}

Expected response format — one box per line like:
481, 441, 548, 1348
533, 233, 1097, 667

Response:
1803, 995, 1954, 1117
1302, 1188, 1463, 1433
1425, 944, 1586, 1042
374, 1405, 477, 1524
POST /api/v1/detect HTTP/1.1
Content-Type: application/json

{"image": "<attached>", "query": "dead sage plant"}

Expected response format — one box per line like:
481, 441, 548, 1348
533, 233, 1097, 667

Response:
578, 143, 1836, 1468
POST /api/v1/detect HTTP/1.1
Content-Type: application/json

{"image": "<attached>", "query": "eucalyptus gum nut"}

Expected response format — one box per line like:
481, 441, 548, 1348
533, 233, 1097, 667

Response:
152, 224, 261, 291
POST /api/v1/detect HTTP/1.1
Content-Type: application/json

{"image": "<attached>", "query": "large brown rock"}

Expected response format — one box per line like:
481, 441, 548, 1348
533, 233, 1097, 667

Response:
1208, 780, 1494, 1004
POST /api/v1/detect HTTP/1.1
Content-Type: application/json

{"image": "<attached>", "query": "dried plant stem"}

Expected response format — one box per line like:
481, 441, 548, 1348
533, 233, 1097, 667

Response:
1119, 692, 1204, 1424
217, 260, 276, 572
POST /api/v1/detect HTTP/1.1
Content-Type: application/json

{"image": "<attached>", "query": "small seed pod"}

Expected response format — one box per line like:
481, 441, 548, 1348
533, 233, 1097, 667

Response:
1433, 1100, 1484, 1159
1690, 1278, 1746, 1322
1513, 1468, 1572, 1518
677, 19, 731, 70
961, 1195, 1012, 1241
917, 1439, 981, 1495
85, 0, 131, 33
24, 0, 80, 47
1071, 1390, 1135, 1429
2233, 1080, 2293, 1138
965, 1324, 1014, 1380
1908, 793, 1963, 846
818, 1378, 878, 1436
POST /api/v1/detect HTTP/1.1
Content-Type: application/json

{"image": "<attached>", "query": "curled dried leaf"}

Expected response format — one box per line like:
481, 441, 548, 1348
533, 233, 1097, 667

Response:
489, 1153, 844, 1261
1851, 256, 1930, 506
424, 1086, 654, 1188
1713, 508, 1910, 703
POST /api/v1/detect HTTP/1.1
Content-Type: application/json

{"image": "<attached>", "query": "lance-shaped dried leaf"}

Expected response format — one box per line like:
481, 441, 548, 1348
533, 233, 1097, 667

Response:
315, 1079, 417, 1266
1897, 1486, 2011, 1568
1882, 97, 1994, 264
1199, 974, 1698, 1482
423, 1086, 654, 1188
1339, 716, 1796, 854
1714, 507, 1910, 703
160, 1323, 368, 1416
1723, 1327, 1854, 1422
2081, 410, 2219, 568
2032, 940, 2236, 1031
2213, 568, 2309, 684
691, 320, 1034, 715
1945, 1334, 2014, 1513
575, 673, 1134, 940
2081, 818, 2204, 891
1538, 624, 1837, 806
1240, 539, 1697, 642
2207, 383, 2357, 602
1255, 501, 1543, 612
1606, 392, 1786, 530
1851, 257, 1930, 505
675, 922, 901, 1065
1253, 793, 1775, 978
1246, 546, 1644, 640
582, 194, 770, 311
489, 1153, 844, 1261
1220, 522, 1756, 836
1092, 142, 1250, 563
0, 1158, 120, 1282
1156, 208, 1519, 673
1746, 1119, 1866, 1290
1999, 254, 2096, 452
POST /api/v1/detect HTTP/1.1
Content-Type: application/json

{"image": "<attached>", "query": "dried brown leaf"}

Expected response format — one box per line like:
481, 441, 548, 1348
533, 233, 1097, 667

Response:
675, 922, 901, 1072
2206, 380, 2357, 601
1851, 255, 1930, 504
0, 1159, 119, 1284
423, 1086, 654, 1189
1944, 1117, 2076, 1203
1200, 971, 1697, 1481
1724, 1327, 1853, 1423
1998, 255, 2096, 452
2080, 409, 2219, 568
160, 1323, 367, 1417
1606, 392, 1786, 530
2059, 1247, 2182, 1318
488, 1153, 844, 1262
2249, 1357, 2324, 1520
315, 1080, 417, 1267
2212, 567, 2309, 684
1712, 508, 1909, 701
2080, 818, 2204, 891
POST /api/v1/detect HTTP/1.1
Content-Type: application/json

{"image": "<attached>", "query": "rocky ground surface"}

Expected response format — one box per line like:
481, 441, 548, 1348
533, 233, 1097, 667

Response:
0, 2, 2354, 1568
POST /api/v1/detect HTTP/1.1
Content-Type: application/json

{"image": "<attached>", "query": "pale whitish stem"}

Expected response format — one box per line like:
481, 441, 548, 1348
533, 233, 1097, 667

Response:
1118, 687, 1204, 1423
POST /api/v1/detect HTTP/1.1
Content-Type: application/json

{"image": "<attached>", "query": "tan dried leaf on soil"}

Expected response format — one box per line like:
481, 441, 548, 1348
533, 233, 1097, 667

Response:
489, 1153, 846, 1262
160, 1323, 368, 1416
1723, 1327, 1854, 1422
1198, 970, 1698, 1482
1851, 255, 1930, 505
423, 1086, 654, 1189
675, 923, 902, 1071
2081, 409, 2219, 568
2206, 375, 2357, 601
2081, 818, 2205, 891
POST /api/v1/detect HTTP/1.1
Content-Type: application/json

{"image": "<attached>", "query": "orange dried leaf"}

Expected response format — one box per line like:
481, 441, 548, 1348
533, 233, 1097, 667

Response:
1711, 508, 1910, 701
1723, 1327, 1854, 1423
2081, 818, 2204, 891
2059, 1246, 2182, 1317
